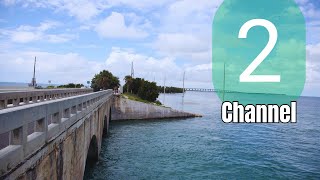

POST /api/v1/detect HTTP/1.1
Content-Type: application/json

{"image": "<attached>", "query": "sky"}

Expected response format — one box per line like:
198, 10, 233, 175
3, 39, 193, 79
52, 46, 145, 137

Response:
0, 0, 319, 96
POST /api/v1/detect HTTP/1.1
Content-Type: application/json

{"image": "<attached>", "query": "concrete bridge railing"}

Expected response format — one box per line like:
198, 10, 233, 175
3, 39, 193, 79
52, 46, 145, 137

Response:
0, 88, 93, 110
0, 90, 112, 178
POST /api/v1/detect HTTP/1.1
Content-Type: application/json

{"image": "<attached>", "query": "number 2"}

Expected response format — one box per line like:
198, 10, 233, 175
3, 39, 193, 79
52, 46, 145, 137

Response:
238, 19, 280, 82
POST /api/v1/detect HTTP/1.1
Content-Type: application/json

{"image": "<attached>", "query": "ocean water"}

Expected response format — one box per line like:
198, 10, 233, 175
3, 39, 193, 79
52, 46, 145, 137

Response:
0, 82, 53, 88
84, 92, 320, 179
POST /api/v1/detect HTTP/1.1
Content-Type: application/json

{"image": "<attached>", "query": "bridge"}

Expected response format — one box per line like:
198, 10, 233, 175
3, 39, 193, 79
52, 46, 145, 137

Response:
0, 89, 113, 179
184, 88, 215, 92
184, 88, 233, 92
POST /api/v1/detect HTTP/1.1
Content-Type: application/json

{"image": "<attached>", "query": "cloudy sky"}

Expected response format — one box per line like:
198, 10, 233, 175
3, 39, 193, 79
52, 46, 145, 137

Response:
0, 0, 319, 96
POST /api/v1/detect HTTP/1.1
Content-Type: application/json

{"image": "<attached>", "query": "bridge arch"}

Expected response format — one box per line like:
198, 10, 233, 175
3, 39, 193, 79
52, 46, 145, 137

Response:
103, 115, 108, 134
103, 106, 112, 133
85, 135, 98, 168
109, 106, 112, 121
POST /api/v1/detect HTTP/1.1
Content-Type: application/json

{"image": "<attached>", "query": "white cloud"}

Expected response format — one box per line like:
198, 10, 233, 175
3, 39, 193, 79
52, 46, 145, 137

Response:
168, 0, 222, 19
95, 12, 148, 39
0, 50, 104, 84
2, 0, 110, 21
2, 0, 173, 21
105, 47, 213, 88
161, 0, 222, 32
0, 47, 212, 88
10, 31, 40, 43
302, 43, 320, 96
185, 63, 213, 88
307, 20, 320, 44
105, 47, 180, 84
306, 43, 320, 84
295, 0, 309, 4
150, 0, 223, 63
58, 1, 106, 21
107, 0, 174, 10
154, 33, 209, 53
0, 21, 77, 43
297, 1, 320, 18
153, 33, 211, 62
1, 0, 15, 6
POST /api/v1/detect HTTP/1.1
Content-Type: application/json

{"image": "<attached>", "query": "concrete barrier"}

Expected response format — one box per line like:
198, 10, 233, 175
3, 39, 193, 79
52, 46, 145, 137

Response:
111, 96, 201, 120
0, 88, 93, 110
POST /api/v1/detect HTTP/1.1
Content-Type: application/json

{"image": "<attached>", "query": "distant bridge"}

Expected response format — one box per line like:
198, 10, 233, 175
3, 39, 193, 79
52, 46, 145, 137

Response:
0, 89, 113, 179
184, 88, 233, 92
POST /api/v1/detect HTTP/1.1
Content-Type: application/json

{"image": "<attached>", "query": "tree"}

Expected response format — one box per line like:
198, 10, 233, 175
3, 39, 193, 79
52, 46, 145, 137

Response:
123, 77, 159, 102
138, 80, 159, 102
131, 78, 143, 94
158, 86, 183, 93
57, 83, 84, 88
124, 75, 133, 93
91, 70, 120, 91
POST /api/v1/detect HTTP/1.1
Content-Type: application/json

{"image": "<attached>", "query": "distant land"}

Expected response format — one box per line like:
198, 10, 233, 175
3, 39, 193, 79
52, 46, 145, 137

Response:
0, 82, 54, 88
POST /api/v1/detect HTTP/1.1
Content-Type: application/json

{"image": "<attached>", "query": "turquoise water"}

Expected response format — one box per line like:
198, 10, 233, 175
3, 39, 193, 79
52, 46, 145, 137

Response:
85, 92, 320, 179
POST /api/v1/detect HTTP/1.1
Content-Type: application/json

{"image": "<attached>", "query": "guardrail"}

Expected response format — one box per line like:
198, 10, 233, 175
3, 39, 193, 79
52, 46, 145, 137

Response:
0, 88, 93, 110
0, 90, 112, 176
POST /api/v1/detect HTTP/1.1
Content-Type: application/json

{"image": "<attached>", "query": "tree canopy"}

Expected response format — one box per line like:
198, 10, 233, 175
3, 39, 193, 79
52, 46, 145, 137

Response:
158, 86, 183, 93
57, 83, 84, 88
91, 70, 120, 91
124, 75, 133, 93
123, 76, 159, 102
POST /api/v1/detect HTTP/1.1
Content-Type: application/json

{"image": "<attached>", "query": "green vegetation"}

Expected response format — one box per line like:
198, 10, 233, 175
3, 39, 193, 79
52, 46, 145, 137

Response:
57, 83, 84, 88
122, 93, 162, 106
91, 70, 120, 92
47, 85, 55, 89
45, 83, 84, 89
123, 76, 160, 103
124, 75, 133, 93
158, 86, 183, 93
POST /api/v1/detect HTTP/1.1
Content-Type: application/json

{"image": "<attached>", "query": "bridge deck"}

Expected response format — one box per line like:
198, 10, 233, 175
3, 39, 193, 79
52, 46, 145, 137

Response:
184, 88, 232, 92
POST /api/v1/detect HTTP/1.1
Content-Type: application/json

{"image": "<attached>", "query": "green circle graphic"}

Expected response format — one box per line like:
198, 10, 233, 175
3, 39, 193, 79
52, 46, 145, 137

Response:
212, 0, 306, 105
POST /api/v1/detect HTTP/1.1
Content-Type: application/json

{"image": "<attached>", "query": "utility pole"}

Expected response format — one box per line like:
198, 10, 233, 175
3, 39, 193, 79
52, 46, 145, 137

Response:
131, 61, 134, 78
223, 63, 226, 102
163, 76, 166, 94
29, 56, 37, 88
163, 75, 166, 104
182, 71, 185, 95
